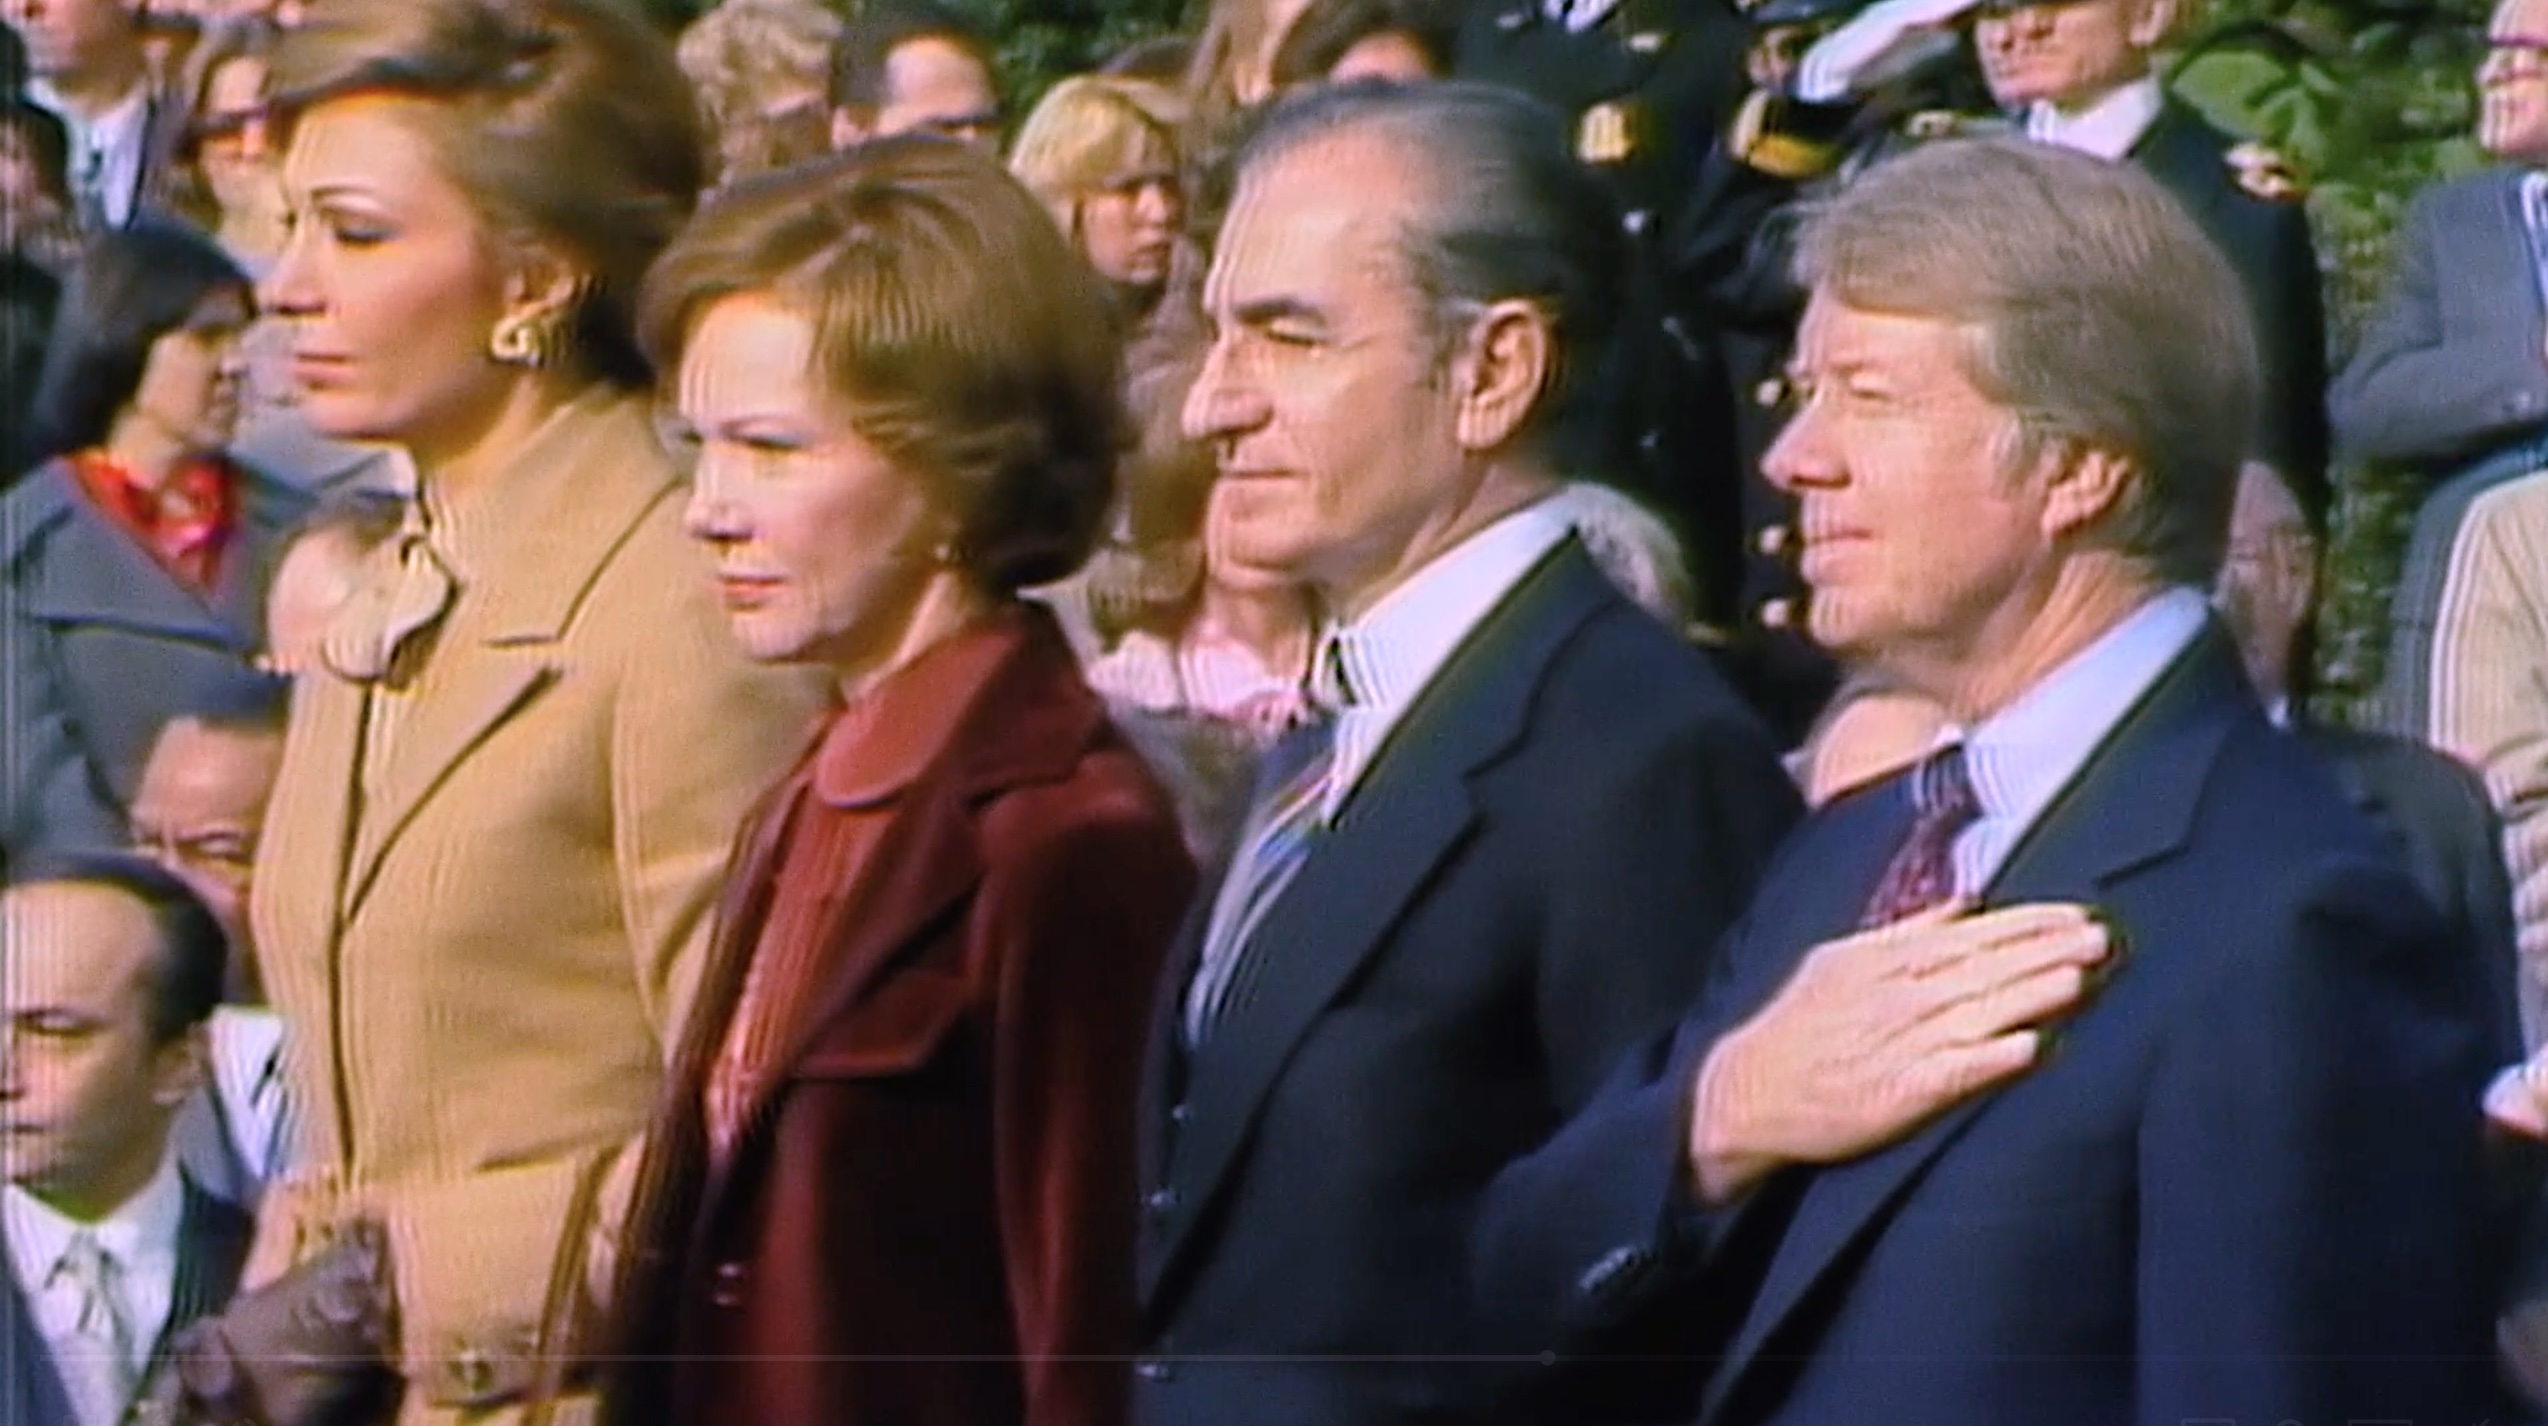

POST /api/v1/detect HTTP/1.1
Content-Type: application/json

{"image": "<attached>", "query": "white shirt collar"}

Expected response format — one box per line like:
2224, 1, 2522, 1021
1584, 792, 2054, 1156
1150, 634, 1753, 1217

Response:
1944, 585, 2212, 894
5, 1145, 186, 1377
1317, 501, 1574, 818
2025, 74, 2165, 162
28, 77, 153, 228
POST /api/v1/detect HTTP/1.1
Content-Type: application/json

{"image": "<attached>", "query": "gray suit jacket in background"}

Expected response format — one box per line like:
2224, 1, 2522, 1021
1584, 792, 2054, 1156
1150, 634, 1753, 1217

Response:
0, 459, 307, 858
2330, 169, 2548, 473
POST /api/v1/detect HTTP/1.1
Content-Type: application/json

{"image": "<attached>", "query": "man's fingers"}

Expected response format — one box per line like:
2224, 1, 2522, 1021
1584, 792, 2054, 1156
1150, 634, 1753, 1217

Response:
1900, 920, 2112, 1014
1916, 959, 2093, 1047
1877, 902, 2099, 980
1904, 1030, 2043, 1111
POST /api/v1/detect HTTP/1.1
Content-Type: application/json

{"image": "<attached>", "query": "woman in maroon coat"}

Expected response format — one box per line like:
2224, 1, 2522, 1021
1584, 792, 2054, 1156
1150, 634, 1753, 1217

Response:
599, 137, 1196, 1426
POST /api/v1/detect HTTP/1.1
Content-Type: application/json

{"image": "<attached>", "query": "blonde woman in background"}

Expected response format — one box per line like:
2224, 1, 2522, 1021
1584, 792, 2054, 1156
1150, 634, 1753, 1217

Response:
1009, 75, 1187, 334
154, 2, 834, 1424
675, 0, 843, 189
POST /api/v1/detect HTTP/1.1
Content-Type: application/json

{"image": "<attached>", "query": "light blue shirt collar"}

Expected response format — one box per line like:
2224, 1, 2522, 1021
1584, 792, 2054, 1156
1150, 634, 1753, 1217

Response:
1947, 586, 2213, 896
1317, 502, 1573, 819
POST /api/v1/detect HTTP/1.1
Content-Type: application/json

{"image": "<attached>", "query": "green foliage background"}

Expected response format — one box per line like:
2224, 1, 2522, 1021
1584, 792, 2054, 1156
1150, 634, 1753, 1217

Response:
2170, 0, 2493, 722
638, 0, 2482, 724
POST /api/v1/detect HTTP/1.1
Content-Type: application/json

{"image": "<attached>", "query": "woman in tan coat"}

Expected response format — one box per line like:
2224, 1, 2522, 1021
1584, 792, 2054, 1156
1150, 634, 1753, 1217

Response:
198, 1, 830, 1422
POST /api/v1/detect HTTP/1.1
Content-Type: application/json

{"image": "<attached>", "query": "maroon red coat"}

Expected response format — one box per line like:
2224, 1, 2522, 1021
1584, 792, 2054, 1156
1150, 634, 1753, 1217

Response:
603, 607, 1195, 1426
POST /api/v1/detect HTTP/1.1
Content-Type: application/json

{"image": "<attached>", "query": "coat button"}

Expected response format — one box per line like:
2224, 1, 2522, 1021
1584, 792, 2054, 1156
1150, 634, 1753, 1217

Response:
1757, 597, 1796, 630
1169, 1102, 1191, 1127
1136, 1359, 1177, 1383
1143, 1187, 1180, 1221
447, 1343, 499, 1402
1577, 1244, 1656, 1305
1754, 376, 1788, 408
1755, 524, 1792, 558
710, 1260, 747, 1308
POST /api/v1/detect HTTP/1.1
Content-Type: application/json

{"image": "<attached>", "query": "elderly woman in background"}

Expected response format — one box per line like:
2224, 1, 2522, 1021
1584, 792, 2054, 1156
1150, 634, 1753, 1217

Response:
175, 1, 833, 1422
1009, 75, 1187, 333
676, 0, 843, 189
1, 218, 305, 860
604, 136, 1194, 1426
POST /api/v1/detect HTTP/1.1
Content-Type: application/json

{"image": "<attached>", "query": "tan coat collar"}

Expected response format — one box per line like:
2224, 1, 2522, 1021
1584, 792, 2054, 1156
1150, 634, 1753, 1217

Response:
417, 384, 680, 647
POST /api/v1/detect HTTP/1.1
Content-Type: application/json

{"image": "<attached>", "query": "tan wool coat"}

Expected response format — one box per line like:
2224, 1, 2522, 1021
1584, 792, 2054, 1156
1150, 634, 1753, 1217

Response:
245, 386, 832, 1425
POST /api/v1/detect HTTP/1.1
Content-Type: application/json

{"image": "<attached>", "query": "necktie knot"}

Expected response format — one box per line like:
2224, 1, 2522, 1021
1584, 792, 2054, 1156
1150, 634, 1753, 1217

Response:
1911, 743, 1978, 826
1859, 743, 1979, 929
49, 1230, 138, 1426
1307, 630, 1360, 718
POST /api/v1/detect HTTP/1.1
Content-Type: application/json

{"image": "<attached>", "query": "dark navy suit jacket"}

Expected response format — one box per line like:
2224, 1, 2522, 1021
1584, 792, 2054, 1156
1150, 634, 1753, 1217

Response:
1132, 541, 1802, 1426
3, 1179, 252, 1426
1473, 627, 2496, 1426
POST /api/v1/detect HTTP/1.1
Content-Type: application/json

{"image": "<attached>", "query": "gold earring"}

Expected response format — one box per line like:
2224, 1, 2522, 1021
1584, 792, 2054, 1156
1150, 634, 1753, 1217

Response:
489, 309, 553, 368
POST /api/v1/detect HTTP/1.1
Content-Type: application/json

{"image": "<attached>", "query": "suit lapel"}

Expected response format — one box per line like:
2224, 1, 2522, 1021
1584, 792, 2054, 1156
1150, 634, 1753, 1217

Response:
2128, 103, 2231, 228
1702, 630, 2251, 1418
147, 1183, 251, 1366
684, 782, 987, 1225
336, 392, 675, 917
203, 471, 311, 640
694, 615, 1099, 1216
11, 465, 243, 647
1140, 543, 1614, 1303
340, 646, 559, 917
2485, 171, 2547, 346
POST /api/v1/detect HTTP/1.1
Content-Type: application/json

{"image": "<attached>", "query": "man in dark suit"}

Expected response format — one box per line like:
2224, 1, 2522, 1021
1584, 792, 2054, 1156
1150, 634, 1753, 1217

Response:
2, 853, 251, 1426
1137, 82, 1804, 1426
1659, 0, 1993, 740
5, 0, 195, 232
2341, 1, 2548, 1010
1453, 0, 1753, 598
2329, 0, 2548, 484
2215, 459, 2532, 1055
1971, 0, 2329, 515
1473, 139, 2493, 1426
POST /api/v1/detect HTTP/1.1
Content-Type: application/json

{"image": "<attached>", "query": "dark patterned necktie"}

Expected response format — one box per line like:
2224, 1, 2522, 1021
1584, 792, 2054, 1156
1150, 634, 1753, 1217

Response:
1181, 638, 1357, 1046
1858, 743, 1979, 929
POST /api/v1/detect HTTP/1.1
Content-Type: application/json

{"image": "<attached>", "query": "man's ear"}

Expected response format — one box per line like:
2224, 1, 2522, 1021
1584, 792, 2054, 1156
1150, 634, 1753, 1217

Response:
2039, 441, 2135, 543
149, 1024, 208, 1112
1451, 299, 1556, 454
2127, 0, 2181, 50
499, 242, 589, 330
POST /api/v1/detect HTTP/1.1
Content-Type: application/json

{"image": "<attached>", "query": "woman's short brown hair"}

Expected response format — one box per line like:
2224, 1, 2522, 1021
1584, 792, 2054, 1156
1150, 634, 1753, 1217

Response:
641, 137, 1129, 597
267, 0, 707, 388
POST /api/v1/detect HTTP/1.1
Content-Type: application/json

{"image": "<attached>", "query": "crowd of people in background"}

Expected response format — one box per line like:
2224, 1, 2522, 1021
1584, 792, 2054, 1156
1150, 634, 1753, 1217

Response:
5, 0, 2548, 1423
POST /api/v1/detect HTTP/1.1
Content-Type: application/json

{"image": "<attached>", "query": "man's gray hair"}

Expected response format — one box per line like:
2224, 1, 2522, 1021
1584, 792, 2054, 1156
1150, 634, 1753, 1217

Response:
1229, 80, 1630, 459
1796, 138, 2260, 587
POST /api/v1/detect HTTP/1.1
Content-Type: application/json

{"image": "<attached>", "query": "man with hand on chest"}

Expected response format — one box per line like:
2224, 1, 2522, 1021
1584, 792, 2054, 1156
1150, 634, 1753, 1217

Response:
1474, 139, 2491, 1426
